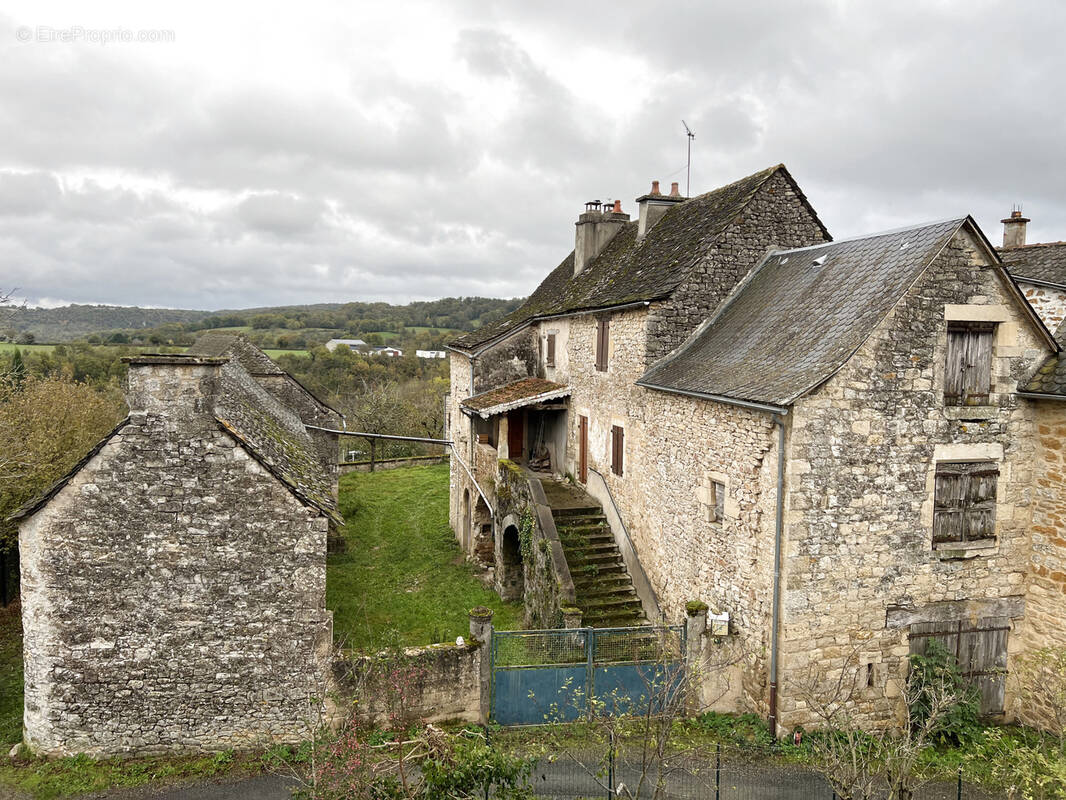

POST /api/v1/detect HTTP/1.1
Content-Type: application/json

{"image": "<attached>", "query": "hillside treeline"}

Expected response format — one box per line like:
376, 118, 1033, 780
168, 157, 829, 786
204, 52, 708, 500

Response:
3, 296, 522, 344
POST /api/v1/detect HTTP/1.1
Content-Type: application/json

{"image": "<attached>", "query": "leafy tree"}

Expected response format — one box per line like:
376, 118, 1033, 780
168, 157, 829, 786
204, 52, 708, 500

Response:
0, 375, 126, 547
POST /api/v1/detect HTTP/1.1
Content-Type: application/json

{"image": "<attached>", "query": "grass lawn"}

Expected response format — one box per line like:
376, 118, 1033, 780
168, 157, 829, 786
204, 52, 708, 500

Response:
0, 601, 22, 749
329, 464, 521, 649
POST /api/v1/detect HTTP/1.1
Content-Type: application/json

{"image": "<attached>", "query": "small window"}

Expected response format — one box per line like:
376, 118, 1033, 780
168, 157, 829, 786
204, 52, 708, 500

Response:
610, 425, 624, 476
944, 322, 994, 406
933, 461, 998, 545
546, 333, 556, 368
596, 317, 609, 372
710, 481, 725, 523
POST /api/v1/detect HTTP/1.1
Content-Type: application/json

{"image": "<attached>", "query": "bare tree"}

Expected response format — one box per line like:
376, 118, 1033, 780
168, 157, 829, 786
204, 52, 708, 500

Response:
793, 642, 973, 800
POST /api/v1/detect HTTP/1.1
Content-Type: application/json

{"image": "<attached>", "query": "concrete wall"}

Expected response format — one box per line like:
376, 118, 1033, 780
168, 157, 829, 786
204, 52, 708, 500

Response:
19, 362, 332, 757
779, 228, 1050, 730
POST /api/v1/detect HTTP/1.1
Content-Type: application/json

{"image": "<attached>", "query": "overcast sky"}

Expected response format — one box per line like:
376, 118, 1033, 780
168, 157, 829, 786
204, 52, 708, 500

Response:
1, 1, 1064, 310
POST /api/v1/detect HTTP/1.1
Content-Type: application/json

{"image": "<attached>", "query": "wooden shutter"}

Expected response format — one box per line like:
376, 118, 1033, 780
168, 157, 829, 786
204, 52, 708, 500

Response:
596, 318, 609, 372
546, 334, 556, 367
611, 425, 624, 476
933, 461, 998, 544
945, 323, 994, 406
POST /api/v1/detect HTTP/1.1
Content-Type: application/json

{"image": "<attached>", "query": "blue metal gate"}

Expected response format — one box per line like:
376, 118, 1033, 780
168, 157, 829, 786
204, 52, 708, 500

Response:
490, 626, 685, 726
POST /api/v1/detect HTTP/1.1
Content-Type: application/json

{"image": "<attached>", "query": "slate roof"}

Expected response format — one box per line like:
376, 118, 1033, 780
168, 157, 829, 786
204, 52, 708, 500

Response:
461, 377, 570, 418
1000, 242, 1066, 287
214, 360, 341, 524
637, 218, 973, 408
449, 165, 829, 353
187, 332, 341, 417
187, 332, 286, 375
8, 354, 341, 525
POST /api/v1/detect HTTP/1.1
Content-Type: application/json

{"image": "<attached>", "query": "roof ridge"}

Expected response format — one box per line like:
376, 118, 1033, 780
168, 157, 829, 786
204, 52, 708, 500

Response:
1000, 241, 1066, 250
769, 216, 968, 255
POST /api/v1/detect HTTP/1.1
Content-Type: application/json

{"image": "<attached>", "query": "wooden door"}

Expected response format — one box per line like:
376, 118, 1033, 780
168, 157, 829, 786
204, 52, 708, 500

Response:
507, 412, 525, 462
908, 617, 1008, 714
578, 415, 588, 484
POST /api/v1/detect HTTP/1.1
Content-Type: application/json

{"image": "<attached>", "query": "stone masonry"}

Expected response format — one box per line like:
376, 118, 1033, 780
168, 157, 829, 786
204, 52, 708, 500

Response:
17, 355, 334, 756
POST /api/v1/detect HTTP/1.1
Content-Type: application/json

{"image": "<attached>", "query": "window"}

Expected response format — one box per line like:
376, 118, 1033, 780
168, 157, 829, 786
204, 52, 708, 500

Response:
595, 317, 609, 372
709, 481, 725, 523
933, 461, 998, 545
610, 425, 624, 476
546, 333, 556, 368
944, 322, 994, 406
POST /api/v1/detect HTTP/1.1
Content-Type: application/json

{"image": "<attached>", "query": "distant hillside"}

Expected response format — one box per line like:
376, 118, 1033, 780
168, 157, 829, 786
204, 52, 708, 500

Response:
6, 305, 210, 342
3, 297, 523, 343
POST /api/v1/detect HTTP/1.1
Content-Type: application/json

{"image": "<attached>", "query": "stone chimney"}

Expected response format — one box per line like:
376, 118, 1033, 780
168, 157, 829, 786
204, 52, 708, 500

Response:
1001, 208, 1030, 248
574, 199, 629, 276
122, 354, 225, 430
636, 180, 686, 240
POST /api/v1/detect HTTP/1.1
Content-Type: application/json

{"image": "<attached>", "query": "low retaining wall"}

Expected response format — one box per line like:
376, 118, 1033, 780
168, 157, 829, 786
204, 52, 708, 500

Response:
333, 641, 481, 725
338, 454, 448, 474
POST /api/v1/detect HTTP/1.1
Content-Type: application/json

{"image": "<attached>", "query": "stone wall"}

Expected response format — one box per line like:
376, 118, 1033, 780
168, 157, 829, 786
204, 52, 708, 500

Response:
1026, 399, 1066, 652
779, 228, 1050, 730
334, 643, 481, 725
19, 361, 332, 757
1018, 280, 1066, 332
645, 170, 829, 364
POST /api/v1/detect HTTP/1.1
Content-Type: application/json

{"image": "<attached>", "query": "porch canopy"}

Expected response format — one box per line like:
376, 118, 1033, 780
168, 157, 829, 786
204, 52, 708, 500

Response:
461, 377, 571, 419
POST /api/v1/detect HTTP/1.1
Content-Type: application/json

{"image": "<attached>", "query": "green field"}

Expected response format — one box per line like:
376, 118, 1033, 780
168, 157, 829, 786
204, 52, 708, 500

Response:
262, 349, 311, 359
329, 464, 521, 649
0, 343, 56, 354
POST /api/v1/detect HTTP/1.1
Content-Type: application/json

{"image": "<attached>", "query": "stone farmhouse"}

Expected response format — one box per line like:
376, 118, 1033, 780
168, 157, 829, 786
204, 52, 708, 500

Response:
12, 334, 342, 756
446, 165, 1066, 733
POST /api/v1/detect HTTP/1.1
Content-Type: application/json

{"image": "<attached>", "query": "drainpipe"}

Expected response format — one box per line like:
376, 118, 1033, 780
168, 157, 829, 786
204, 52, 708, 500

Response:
768, 413, 786, 739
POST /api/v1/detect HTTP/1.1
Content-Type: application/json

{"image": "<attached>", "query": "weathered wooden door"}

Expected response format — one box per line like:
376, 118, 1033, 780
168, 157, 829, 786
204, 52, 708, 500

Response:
908, 617, 1008, 714
578, 415, 588, 483
507, 412, 525, 462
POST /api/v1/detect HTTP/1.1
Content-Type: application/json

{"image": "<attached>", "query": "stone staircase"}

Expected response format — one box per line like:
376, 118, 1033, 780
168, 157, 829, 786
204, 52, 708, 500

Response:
543, 481, 648, 628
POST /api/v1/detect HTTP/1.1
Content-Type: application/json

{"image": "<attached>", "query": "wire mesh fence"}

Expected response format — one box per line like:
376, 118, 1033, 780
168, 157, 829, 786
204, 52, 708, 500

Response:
510, 739, 997, 800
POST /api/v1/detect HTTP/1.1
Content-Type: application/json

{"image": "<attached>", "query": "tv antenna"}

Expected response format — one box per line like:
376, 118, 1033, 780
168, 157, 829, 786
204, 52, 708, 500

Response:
682, 120, 695, 197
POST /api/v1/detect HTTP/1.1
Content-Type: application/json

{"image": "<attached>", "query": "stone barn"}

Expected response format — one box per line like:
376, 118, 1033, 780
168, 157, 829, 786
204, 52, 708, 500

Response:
12, 344, 341, 756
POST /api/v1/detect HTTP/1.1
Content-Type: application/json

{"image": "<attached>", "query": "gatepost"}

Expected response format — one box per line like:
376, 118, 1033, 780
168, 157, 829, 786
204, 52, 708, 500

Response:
469, 606, 494, 724
684, 601, 708, 713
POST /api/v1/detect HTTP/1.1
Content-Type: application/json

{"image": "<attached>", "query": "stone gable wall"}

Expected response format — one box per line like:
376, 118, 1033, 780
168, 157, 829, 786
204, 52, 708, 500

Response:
19, 363, 331, 757
645, 171, 829, 364
1018, 280, 1066, 333
779, 229, 1050, 730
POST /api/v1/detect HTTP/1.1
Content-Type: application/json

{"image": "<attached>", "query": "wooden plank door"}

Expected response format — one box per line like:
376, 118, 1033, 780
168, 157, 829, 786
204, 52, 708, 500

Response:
507, 412, 525, 462
578, 415, 588, 484
908, 617, 1008, 714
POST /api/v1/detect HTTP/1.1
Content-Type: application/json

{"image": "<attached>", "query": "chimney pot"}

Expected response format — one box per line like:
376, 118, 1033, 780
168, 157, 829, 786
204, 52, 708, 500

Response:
1001, 207, 1031, 248
612, 199, 622, 213
670, 182, 681, 197
651, 180, 660, 195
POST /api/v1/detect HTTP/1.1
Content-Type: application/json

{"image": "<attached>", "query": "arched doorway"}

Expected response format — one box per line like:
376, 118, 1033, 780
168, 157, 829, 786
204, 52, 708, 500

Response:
499, 524, 524, 601
461, 488, 471, 554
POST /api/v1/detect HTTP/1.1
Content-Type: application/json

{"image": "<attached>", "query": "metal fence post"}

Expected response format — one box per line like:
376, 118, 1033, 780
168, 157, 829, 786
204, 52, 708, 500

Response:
957, 767, 962, 800
586, 627, 595, 721
607, 729, 615, 800
715, 742, 721, 800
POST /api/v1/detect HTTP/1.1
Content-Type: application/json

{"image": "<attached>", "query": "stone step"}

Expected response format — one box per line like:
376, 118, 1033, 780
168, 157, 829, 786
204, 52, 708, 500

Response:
560, 541, 620, 556
571, 562, 627, 578
551, 505, 603, 518
581, 597, 645, 614
557, 526, 612, 541
555, 513, 609, 527
572, 573, 634, 590
568, 552, 623, 566
582, 612, 649, 629
577, 583, 638, 599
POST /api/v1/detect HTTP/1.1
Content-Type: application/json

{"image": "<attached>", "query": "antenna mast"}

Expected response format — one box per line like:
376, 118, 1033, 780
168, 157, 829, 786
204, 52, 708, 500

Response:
682, 120, 695, 197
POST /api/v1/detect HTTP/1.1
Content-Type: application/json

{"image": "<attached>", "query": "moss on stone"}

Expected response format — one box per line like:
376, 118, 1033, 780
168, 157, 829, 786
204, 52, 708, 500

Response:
686, 600, 709, 615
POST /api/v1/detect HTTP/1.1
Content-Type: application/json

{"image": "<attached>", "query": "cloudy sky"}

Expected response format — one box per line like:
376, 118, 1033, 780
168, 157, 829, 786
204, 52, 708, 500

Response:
1, 1, 1064, 310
